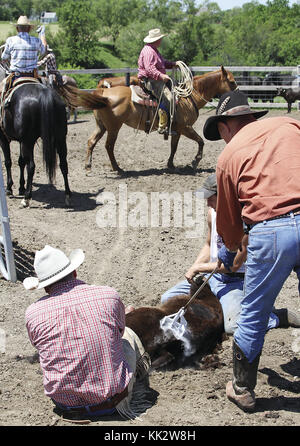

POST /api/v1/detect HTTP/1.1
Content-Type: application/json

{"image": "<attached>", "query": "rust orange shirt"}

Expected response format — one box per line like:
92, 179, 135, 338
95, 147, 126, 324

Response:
216, 116, 300, 250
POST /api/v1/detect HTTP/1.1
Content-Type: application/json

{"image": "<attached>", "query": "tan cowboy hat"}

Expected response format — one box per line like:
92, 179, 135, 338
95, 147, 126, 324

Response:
144, 28, 166, 43
23, 245, 85, 290
15, 16, 34, 29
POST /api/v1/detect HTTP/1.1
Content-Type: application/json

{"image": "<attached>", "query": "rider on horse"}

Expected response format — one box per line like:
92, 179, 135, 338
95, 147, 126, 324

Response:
138, 28, 179, 135
0, 16, 48, 93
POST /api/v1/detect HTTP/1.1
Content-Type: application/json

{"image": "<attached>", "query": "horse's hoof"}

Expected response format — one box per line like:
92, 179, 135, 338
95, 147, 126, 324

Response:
85, 164, 92, 171
20, 198, 30, 208
18, 189, 25, 196
167, 162, 175, 170
6, 190, 13, 197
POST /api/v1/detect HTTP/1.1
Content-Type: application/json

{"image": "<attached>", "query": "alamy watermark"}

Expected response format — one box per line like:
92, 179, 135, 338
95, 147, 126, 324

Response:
96, 183, 206, 238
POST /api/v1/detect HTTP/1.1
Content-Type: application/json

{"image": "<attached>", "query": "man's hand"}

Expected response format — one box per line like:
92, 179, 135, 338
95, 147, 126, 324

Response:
185, 266, 199, 283
161, 73, 171, 83
217, 245, 237, 272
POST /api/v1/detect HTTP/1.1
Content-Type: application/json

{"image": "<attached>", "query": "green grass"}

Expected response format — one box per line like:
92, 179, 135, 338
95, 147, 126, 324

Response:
0, 22, 15, 42
0, 21, 60, 43
97, 46, 129, 69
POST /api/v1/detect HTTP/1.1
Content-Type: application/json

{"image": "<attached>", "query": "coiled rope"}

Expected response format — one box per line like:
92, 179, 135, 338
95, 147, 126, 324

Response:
171, 61, 194, 98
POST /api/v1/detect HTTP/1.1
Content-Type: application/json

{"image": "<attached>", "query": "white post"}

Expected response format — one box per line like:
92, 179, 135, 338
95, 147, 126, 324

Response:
0, 153, 17, 282
298, 65, 300, 111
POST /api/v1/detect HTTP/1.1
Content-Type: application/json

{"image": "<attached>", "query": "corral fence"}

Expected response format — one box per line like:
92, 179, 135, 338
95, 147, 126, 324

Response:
59, 65, 300, 111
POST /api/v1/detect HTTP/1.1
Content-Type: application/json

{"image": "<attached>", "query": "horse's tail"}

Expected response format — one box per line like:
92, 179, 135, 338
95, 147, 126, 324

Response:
40, 87, 62, 184
56, 84, 108, 110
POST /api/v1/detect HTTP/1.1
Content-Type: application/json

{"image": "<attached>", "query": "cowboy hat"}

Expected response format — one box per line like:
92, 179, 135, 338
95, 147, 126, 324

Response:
144, 28, 166, 43
23, 245, 85, 290
195, 173, 217, 199
203, 90, 268, 141
15, 16, 34, 29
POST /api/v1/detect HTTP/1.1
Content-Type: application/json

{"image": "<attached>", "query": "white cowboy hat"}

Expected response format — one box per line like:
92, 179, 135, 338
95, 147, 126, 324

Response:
15, 16, 33, 29
143, 28, 166, 43
23, 245, 85, 290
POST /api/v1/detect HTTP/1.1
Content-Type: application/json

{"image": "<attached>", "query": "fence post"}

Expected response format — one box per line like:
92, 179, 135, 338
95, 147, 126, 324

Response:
298, 65, 300, 111
125, 70, 130, 86
0, 153, 17, 282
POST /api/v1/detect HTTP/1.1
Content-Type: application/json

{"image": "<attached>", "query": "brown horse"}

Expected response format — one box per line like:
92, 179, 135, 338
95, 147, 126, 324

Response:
66, 66, 237, 172
125, 279, 224, 369
97, 76, 139, 88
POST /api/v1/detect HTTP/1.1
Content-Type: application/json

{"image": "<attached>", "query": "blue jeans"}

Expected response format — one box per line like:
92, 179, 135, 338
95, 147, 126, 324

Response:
234, 213, 300, 363
161, 273, 278, 335
53, 400, 116, 417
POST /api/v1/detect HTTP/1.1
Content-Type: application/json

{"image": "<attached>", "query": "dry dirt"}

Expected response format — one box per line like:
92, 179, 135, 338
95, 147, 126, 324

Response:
1, 108, 300, 430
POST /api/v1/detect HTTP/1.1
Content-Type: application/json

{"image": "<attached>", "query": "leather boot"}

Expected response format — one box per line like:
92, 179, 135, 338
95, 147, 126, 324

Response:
272, 308, 300, 328
226, 340, 261, 412
158, 109, 168, 134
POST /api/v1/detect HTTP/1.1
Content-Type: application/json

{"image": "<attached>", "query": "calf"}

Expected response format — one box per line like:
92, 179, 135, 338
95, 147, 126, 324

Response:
125, 279, 224, 370
276, 87, 300, 113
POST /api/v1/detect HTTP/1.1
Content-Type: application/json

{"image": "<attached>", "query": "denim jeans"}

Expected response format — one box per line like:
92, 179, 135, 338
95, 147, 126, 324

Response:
53, 400, 116, 417
234, 213, 300, 362
144, 78, 173, 113
161, 273, 278, 335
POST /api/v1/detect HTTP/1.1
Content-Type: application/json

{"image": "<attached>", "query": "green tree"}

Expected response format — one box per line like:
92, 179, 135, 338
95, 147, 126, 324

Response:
147, 0, 184, 31
168, 1, 221, 65
31, 0, 62, 15
115, 18, 161, 65
93, 0, 149, 44
55, 0, 99, 67
0, 0, 33, 20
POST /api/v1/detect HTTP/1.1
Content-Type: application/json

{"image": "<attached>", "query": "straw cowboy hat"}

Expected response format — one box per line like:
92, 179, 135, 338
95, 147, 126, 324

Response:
203, 90, 268, 141
143, 28, 166, 43
23, 245, 85, 290
15, 16, 34, 29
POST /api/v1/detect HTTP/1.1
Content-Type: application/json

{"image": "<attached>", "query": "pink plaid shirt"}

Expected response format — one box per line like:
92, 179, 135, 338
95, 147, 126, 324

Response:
138, 43, 174, 81
25, 279, 132, 407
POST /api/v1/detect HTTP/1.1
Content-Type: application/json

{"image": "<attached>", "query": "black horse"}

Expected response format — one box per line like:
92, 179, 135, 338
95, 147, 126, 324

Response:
0, 81, 71, 207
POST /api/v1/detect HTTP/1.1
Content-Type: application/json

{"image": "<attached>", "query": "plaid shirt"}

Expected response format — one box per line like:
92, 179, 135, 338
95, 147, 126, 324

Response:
138, 43, 175, 81
2, 32, 45, 72
25, 279, 132, 407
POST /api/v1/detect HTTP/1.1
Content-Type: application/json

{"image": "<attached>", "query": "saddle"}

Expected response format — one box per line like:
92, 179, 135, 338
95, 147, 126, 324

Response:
130, 85, 158, 107
129, 84, 177, 136
0, 76, 41, 134
2, 76, 40, 106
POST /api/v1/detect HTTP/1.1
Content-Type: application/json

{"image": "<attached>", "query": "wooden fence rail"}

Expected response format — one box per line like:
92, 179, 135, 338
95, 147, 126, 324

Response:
58, 65, 300, 110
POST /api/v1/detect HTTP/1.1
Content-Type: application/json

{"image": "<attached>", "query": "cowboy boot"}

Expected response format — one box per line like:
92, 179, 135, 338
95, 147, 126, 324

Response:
226, 340, 261, 412
158, 109, 168, 134
272, 308, 300, 328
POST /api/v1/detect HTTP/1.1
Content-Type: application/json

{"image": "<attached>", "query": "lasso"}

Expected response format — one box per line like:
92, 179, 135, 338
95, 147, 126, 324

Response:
171, 61, 194, 98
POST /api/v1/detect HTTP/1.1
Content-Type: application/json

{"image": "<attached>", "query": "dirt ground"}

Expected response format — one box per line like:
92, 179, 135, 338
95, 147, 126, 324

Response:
1, 107, 300, 430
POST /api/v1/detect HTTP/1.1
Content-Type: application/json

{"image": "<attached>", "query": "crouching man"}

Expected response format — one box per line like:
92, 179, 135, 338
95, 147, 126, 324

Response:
24, 245, 147, 422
